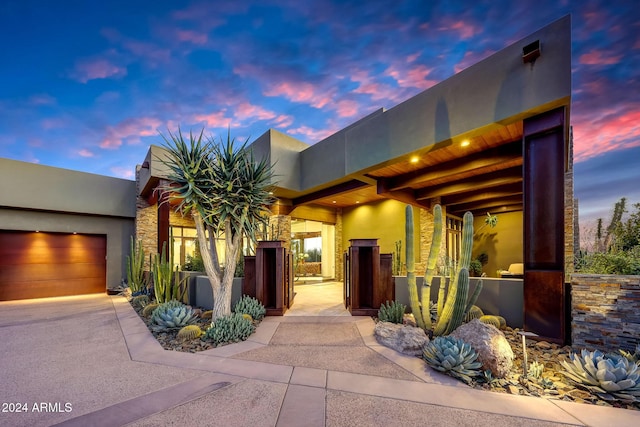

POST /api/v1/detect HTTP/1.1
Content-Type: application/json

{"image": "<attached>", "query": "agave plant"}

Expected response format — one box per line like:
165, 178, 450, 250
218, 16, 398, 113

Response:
423, 336, 482, 384
150, 300, 197, 331
561, 349, 640, 402
378, 300, 406, 324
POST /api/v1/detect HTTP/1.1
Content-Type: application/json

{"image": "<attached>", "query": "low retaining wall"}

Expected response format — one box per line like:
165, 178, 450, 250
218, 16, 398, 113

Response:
394, 276, 523, 328
571, 274, 640, 352
194, 276, 243, 310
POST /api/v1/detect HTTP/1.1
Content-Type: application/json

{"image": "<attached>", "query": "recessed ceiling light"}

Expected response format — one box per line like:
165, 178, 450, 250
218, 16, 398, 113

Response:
410, 156, 419, 163
461, 140, 471, 147
356, 201, 360, 204
332, 200, 336, 204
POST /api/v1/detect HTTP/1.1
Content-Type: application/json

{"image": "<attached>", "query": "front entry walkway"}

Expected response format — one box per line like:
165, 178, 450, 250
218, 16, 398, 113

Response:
286, 281, 349, 316
1, 294, 638, 426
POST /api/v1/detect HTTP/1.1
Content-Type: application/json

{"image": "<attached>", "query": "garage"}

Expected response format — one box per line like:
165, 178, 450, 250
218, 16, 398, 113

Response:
0, 230, 106, 301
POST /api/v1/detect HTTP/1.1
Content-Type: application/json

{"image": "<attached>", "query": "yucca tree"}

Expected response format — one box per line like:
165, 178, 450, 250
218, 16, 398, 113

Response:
159, 129, 274, 321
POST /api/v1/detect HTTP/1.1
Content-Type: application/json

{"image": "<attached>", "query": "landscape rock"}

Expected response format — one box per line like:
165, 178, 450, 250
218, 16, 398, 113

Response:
450, 319, 514, 378
374, 321, 429, 356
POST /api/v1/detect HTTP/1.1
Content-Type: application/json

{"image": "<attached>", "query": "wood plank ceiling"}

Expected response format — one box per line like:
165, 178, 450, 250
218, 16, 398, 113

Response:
300, 122, 524, 217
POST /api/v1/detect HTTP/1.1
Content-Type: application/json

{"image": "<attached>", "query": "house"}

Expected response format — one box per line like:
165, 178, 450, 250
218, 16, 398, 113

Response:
1, 17, 573, 342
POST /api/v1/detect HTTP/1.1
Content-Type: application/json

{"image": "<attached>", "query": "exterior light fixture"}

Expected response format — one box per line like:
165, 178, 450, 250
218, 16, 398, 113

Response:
332, 201, 336, 204
523, 40, 541, 64
410, 156, 419, 164
461, 140, 470, 147
518, 330, 539, 377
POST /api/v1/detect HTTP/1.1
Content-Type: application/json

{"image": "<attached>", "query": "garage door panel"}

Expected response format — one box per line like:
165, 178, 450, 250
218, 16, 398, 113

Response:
0, 277, 105, 300
0, 231, 107, 301
0, 262, 106, 283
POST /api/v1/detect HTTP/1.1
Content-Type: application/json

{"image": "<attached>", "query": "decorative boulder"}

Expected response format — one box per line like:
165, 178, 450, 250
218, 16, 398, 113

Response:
374, 321, 429, 356
450, 319, 514, 378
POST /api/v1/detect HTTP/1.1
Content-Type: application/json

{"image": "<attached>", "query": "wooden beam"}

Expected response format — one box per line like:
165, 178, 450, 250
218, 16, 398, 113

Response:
292, 180, 369, 206
416, 167, 522, 200
376, 180, 429, 208
384, 141, 522, 191
446, 195, 523, 213
442, 183, 522, 206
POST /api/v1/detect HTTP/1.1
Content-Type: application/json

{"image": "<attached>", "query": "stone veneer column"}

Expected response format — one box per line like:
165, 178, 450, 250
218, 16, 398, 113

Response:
135, 168, 157, 271
418, 200, 445, 275
564, 127, 575, 278
335, 208, 343, 282
268, 214, 291, 251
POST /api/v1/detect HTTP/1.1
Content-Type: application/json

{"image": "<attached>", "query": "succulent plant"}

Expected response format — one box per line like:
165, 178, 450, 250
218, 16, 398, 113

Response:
203, 313, 255, 346
378, 300, 406, 324
478, 315, 505, 329
561, 349, 640, 402
150, 300, 197, 331
619, 344, 640, 365
131, 295, 150, 310
233, 295, 266, 321
142, 303, 159, 317
464, 305, 484, 322
177, 325, 203, 341
422, 336, 482, 384
200, 310, 213, 320
406, 205, 483, 336
528, 360, 544, 379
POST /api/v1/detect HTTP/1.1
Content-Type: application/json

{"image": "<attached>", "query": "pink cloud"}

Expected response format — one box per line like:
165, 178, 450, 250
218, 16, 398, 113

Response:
192, 111, 229, 129
41, 118, 65, 130
335, 99, 359, 118
176, 29, 208, 45
264, 81, 333, 109
236, 102, 276, 121
100, 117, 162, 149
454, 49, 495, 74
406, 51, 421, 63
272, 114, 294, 128
579, 50, 622, 66
288, 125, 335, 143
439, 20, 480, 40
386, 64, 438, 90
351, 70, 406, 103
72, 58, 126, 83
77, 149, 94, 158
111, 166, 135, 179
573, 108, 640, 162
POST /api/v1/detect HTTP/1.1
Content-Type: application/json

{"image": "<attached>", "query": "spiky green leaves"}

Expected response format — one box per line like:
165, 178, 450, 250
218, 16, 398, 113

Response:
159, 128, 275, 243
378, 300, 406, 324
203, 312, 255, 346
150, 300, 197, 331
233, 295, 266, 321
561, 349, 640, 401
423, 336, 482, 384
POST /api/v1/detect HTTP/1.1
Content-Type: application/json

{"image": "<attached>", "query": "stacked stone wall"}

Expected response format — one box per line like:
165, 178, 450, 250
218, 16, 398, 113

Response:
335, 208, 343, 281
571, 274, 640, 352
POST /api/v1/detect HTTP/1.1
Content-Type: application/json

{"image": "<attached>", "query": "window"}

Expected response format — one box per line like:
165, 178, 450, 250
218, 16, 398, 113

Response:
446, 215, 463, 273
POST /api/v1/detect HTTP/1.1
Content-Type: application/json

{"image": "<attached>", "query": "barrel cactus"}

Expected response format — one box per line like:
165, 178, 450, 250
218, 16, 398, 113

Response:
233, 295, 266, 321
131, 295, 150, 310
478, 315, 505, 329
561, 349, 640, 402
142, 302, 159, 317
422, 336, 483, 384
177, 325, 203, 341
150, 300, 197, 331
378, 300, 407, 324
465, 305, 484, 322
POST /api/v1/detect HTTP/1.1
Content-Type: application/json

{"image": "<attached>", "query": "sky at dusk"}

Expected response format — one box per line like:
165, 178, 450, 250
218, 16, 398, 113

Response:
1, 0, 639, 231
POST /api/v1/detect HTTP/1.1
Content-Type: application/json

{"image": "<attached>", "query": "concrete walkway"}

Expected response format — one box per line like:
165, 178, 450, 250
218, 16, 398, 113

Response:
0, 294, 638, 427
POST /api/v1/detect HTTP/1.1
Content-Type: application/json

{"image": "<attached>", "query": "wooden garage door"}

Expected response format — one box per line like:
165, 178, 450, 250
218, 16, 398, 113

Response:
0, 231, 106, 301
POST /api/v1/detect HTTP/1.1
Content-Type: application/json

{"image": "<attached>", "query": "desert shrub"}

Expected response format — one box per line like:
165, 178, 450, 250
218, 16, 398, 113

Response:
576, 247, 640, 275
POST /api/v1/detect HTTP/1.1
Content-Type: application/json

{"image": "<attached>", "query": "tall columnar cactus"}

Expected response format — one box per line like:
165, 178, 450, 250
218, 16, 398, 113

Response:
126, 237, 148, 294
406, 204, 482, 337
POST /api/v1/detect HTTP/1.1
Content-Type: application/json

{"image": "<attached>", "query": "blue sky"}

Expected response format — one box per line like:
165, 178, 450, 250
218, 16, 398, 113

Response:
1, 0, 639, 229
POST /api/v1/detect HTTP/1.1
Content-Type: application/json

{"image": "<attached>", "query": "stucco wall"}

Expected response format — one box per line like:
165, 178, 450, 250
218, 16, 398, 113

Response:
0, 157, 136, 291
342, 199, 420, 263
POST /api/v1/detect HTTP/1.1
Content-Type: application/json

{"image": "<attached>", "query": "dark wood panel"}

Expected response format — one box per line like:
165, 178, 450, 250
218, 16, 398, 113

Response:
524, 270, 565, 343
0, 231, 106, 301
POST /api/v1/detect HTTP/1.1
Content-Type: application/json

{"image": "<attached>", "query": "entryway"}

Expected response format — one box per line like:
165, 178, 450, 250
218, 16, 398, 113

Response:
285, 281, 349, 316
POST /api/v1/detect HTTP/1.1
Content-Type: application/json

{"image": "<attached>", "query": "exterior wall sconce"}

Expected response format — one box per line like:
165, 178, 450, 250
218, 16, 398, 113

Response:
523, 40, 541, 64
